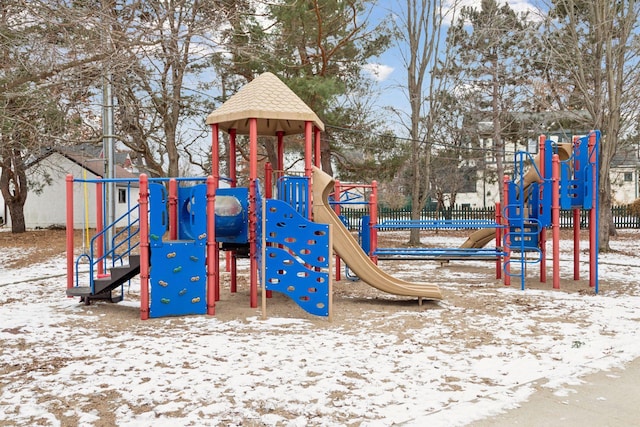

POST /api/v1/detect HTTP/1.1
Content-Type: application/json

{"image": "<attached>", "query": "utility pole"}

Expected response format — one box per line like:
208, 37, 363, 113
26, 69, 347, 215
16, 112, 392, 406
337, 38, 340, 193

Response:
103, 73, 115, 251
101, 0, 116, 252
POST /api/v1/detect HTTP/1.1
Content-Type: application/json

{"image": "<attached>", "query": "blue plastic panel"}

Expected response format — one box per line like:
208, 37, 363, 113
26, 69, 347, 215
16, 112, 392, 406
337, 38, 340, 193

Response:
265, 199, 329, 268
277, 176, 310, 217
264, 246, 329, 316
178, 184, 208, 244
215, 187, 249, 244
360, 215, 370, 255
262, 198, 330, 317
149, 183, 168, 247
506, 181, 526, 227
149, 242, 207, 317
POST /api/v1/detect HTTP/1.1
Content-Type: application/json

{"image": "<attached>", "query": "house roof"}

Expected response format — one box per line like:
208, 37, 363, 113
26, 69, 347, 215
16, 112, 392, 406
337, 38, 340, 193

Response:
205, 72, 324, 135
29, 145, 138, 180
612, 145, 640, 168
471, 110, 593, 141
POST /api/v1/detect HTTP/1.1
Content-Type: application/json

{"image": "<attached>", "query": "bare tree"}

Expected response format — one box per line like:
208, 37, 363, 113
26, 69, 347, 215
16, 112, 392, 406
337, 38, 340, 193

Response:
0, 0, 115, 232
539, 0, 640, 251
392, 0, 457, 244
109, 0, 227, 177
446, 0, 538, 209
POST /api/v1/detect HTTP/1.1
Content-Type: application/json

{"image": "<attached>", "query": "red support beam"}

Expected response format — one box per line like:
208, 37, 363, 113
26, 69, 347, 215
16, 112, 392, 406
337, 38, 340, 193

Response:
139, 174, 150, 320
66, 174, 74, 292
588, 132, 597, 288
206, 176, 217, 315
370, 181, 378, 265
552, 154, 560, 289
169, 179, 177, 240
249, 118, 258, 308
96, 181, 104, 277
538, 135, 547, 283
503, 175, 511, 287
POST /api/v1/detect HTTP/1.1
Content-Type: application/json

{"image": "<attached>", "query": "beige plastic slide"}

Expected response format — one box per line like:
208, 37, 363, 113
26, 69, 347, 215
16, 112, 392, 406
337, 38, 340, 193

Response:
312, 166, 442, 300
460, 144, 572, 249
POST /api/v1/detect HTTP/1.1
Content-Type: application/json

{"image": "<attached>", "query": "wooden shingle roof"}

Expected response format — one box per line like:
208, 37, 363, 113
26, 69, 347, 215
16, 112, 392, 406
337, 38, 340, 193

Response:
205, 72, 324, 135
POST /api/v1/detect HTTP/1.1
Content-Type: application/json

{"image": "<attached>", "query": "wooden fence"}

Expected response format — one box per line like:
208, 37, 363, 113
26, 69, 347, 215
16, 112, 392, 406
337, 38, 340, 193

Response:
338, 205, 639, 230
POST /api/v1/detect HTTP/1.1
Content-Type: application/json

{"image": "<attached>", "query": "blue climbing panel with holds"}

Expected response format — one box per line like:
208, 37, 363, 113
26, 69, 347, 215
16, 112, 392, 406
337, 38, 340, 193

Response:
178, 184, 208, 243
262, 198, 330, 317
149, 242, 207, 318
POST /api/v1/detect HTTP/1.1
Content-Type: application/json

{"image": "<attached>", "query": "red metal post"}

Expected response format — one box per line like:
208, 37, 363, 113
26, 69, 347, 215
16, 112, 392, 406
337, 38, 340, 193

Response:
169, 179, 177, 240
370, 181, 378, 265
304, 121, 313, 219
503, 176, 511, 287
538, 135, 546, 283
495, 202, 502, 280
588, 132, 597, 288
265, 162, 273, 199
573, 208, 580, 280
66, 174, 74, 291
96, 181, 104, 277
334, 180, 342, 281
226, 127, 235, 275
572, 135, 581, 281
212, 124, 224, 298
206, 176, 216, 315
230, 252, 237, 293
314, 126, 321, 168
277, 131, 284, 178
139, 174, 150, 320
249, 118, 258, 308
229, 128, 236, 186
552, 154, 560, 289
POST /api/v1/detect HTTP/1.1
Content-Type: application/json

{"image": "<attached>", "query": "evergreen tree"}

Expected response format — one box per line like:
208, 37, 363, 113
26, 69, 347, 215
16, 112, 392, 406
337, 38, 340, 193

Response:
446, 0, 538, 207
210, 0, 393, 178
538, 0, 640, 251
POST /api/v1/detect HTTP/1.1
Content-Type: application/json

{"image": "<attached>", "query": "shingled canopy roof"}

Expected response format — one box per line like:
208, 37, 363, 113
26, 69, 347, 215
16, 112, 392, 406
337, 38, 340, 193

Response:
205, 72, 324, 135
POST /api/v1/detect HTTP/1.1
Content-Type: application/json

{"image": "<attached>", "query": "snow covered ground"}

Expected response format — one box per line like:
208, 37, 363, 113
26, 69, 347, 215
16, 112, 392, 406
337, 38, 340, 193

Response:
1, 230, 639, 426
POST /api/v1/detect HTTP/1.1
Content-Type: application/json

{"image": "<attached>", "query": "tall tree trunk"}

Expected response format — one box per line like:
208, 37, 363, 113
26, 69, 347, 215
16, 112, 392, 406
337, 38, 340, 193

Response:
0, 149, 28, 233
492, 59, 504, 209
409, 120, 421, 245
7, 201, 26, 233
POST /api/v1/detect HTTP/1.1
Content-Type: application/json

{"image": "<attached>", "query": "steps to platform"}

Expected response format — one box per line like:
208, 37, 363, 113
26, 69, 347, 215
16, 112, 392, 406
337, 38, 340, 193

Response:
67, 255, 141, 302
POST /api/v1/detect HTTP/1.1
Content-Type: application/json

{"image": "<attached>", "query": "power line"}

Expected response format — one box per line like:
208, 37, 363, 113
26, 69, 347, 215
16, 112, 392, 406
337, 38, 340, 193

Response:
324, 123, 536, 157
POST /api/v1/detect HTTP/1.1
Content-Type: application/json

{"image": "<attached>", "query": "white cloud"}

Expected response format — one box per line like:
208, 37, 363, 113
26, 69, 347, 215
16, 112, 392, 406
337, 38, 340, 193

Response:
442, 0, 543, 25
363, 63, 394, 82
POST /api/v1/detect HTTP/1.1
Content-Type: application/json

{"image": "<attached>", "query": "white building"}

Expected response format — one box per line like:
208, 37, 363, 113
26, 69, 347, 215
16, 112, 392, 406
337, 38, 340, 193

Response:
1, 146, 139, 230
452, 114, 639, 208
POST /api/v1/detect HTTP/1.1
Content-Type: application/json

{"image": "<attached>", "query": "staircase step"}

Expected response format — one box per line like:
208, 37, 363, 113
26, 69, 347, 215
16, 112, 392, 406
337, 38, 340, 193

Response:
66, 287, 92, 297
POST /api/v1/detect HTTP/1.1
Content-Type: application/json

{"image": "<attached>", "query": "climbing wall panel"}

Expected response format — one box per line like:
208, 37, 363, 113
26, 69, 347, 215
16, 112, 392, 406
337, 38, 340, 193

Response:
149, 242, 207, 318
262, 199, 330, 317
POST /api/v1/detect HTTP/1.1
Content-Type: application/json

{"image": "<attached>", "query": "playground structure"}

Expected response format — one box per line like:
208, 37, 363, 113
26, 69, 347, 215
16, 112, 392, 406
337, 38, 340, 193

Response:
65, 72, 442, 320
65, 72, 599, 320
345, 131, 600, 292
502, 131, 599, 292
